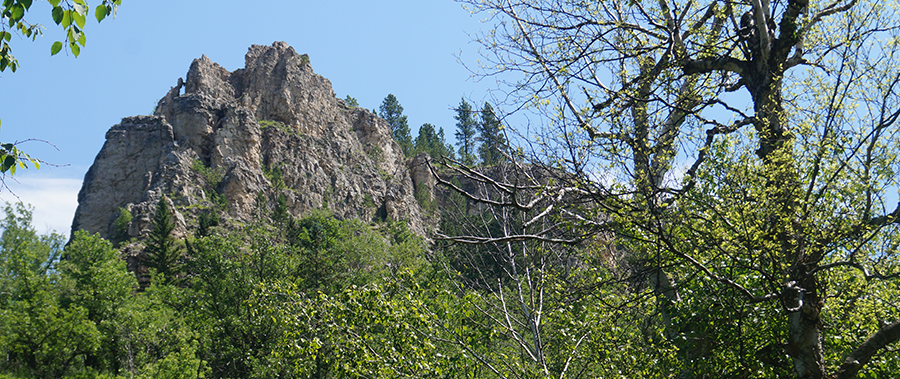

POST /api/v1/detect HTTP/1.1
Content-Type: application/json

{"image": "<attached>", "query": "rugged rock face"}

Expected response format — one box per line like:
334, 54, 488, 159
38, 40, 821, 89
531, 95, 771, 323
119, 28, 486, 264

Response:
72, 42, 428, 240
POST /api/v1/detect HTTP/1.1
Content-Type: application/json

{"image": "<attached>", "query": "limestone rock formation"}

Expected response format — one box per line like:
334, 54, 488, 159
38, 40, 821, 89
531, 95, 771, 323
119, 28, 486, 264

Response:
72, 42, 426, 240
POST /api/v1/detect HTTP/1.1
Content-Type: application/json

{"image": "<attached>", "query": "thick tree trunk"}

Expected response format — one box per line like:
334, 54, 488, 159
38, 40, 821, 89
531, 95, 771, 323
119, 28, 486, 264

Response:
787, 271, 826, 378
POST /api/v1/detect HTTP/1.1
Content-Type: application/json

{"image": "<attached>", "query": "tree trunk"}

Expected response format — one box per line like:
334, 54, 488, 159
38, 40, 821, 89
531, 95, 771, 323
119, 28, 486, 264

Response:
787, 270, 826, 378
751, 70, 827, 379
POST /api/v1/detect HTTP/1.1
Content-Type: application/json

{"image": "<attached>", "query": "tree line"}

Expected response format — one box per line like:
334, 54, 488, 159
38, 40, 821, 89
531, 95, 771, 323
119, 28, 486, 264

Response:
370, 93, 508, 166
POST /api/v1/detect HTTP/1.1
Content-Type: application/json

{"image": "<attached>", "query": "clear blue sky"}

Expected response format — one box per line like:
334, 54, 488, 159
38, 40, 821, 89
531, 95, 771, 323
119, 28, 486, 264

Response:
0, 0, 501, 234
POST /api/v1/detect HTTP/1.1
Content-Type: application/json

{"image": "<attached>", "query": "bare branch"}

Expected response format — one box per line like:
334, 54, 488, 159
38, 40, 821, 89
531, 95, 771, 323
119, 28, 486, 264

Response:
434, 232, 579, 245
750, 0, 772, 62
683, 56, 746, 75
801, 0, 858, 38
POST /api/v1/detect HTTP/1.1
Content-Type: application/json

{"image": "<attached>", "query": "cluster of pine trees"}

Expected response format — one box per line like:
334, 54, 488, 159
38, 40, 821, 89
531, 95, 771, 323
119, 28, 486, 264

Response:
372, 94, 507, 165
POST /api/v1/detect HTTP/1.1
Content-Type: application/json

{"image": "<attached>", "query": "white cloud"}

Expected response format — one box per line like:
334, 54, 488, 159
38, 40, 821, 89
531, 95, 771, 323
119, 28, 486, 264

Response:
0, 175, 82, 237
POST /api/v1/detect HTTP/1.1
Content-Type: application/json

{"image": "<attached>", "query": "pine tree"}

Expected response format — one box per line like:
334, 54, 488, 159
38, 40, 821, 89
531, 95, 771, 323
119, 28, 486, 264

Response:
414, 123, 454, 160
378, 94, 413, 156
477, 102, 507, 165
453, 98, 477, 165
438, 126, 456, 160
343, 95, 359, 108
143, 197, 182, 285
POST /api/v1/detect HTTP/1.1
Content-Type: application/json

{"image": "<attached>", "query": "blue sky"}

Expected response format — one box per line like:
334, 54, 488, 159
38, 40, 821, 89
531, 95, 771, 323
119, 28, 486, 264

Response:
0, 1, 501, 235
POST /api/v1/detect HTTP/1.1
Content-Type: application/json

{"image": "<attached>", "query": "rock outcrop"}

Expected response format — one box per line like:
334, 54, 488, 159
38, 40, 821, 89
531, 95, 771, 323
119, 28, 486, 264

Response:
72, 42, 427, 240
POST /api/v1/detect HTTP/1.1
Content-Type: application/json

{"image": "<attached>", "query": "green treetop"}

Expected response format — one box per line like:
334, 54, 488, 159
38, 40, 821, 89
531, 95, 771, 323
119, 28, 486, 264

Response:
414, 123, 454, 160
379, 94, 413, 156
476, 102, 506, 165
453, 98, 477, 166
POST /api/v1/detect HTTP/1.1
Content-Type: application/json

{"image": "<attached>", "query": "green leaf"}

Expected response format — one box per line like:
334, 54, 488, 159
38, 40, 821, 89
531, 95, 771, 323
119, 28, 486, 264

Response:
10, 4, 24, 21
21, 0, 32, 10
50, 41, 62, 55
95, 4, 107, 22
48, 0, 60, 6
61, 9, 72, 28
77, 31, 86, 46
73, 10, 86, 29
70, 42, 80, 57
51, 6, 63, 24
0, 57, 7, 72
3, 155, 16, 172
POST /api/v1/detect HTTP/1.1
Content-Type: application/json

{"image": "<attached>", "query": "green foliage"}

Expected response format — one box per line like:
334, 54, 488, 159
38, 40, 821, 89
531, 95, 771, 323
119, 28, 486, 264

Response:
258, 118, 292, 134
367, 145, 384, 163
0, 205, 207, 378
143, 197, 183, 286
195, 209, 218, 238
1, 0, 121, 71
191, 159, 222, 188
110, 206, 132, 243
177, 208, 427, 378
0, 142, 38, 175
454, 97, 477, 165
450, 0, 900, 376
379, 94, 413, 156
113, 283, 207, 378
363, 193, 376, 209
264, 162, 286, 191
413, 183, 436, 214
191, 159, 226, 209
0, 203, 97, 378
344, 95, 359, 108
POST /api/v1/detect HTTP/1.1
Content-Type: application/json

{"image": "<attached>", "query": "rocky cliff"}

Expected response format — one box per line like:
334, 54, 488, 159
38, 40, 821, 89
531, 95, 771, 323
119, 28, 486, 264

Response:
72, 42, 431, 240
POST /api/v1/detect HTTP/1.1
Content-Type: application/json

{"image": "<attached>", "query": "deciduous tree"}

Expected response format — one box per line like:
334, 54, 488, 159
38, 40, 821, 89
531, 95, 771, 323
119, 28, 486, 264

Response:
446, 0, 900, 377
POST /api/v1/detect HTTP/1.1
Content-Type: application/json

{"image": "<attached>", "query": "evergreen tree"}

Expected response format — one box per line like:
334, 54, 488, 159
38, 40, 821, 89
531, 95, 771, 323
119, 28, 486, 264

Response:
477, 102, 507, 165
143, 197, 183, 285
453, 98, 477, 165
438, 126, 456, 160
378, 94, 413, 156
343, 95, 359, 108
414, 123, 454, 160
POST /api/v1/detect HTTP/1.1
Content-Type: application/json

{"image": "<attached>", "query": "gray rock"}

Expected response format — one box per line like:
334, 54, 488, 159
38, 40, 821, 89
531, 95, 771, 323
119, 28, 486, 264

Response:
72, 42, 426, 240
